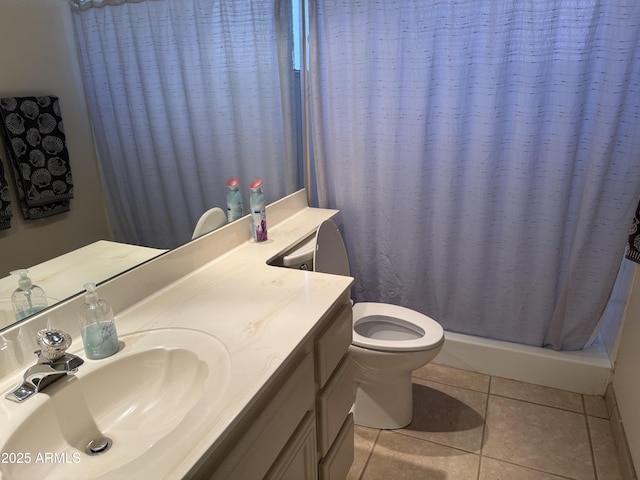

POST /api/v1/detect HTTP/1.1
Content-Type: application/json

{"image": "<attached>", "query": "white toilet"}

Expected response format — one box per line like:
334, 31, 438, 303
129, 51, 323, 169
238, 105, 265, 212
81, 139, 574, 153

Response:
284, 219, 445, 429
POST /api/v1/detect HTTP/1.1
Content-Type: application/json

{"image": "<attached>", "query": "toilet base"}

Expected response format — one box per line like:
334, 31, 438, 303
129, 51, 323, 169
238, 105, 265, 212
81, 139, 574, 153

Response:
352, 369, 413, 430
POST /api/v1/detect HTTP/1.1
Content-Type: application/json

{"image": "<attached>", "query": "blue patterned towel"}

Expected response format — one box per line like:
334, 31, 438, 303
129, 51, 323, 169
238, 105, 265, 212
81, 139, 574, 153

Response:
0, 95, 73, 219
0, 158, 11, 229
626, 199, 640, 264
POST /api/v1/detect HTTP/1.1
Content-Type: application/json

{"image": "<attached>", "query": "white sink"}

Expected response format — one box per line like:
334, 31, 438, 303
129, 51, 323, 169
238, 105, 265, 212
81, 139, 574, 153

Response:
0, 328, 231, 480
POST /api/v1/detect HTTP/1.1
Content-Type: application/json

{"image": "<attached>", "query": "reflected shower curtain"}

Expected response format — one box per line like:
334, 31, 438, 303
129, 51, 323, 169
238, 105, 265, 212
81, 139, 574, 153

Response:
309, 0, 640, 350
72, 0, 298, 248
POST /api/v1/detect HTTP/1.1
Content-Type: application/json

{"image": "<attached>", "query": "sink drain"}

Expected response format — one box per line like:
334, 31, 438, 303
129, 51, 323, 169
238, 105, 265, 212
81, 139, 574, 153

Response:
85, 437, 113, 456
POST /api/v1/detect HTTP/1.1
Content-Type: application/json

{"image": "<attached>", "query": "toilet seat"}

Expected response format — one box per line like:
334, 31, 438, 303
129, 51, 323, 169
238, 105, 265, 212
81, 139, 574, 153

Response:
352, 302, 444, 352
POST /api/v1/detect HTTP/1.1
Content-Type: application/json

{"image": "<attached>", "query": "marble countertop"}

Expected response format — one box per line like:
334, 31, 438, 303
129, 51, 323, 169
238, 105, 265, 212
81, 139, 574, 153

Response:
0, 191, 353, 479
0, 241, 166, 329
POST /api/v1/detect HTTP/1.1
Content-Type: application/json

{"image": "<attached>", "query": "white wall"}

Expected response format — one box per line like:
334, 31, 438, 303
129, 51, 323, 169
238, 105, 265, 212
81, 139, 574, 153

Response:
612, 265, 640, 471
0, 0, 111, 275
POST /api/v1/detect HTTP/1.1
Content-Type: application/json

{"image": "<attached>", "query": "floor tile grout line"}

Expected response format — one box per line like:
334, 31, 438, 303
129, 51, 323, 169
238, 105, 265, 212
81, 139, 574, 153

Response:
476, 375, 492, 480
480, 452, 581, 480
369, 427, 583, 480
411, 373, 490, 395
391, 429, 483, 456
411, 371, 493, 394
412, 371, 602, 413
487, 391, 589, 416
357, 428, 381, 480
583, 394, 600, 480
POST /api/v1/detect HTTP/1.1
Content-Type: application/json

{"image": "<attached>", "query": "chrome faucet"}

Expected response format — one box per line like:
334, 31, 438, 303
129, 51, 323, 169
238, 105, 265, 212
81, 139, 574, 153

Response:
5, 329, 84, 403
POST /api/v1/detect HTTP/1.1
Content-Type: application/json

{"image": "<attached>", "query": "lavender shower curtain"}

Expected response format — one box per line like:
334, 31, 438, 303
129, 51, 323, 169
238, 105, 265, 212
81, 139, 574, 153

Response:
309, 0, 640, 350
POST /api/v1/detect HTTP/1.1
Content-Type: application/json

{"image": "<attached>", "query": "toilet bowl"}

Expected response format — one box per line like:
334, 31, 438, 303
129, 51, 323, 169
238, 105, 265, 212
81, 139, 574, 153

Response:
350, 302, 444, 429
284, 219, 445, 430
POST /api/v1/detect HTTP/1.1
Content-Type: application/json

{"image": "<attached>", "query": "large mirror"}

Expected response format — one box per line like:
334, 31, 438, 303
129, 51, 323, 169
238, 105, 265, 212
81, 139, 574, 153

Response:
0, 0, 303, 330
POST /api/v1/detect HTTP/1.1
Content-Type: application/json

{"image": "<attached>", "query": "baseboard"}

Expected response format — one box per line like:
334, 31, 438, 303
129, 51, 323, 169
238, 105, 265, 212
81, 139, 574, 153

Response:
606, 384, 638, 480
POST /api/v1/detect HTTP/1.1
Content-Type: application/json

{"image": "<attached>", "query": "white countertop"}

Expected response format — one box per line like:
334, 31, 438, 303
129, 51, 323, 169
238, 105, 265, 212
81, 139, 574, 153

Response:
0, 191, 353, 479
0, 241, 166, 329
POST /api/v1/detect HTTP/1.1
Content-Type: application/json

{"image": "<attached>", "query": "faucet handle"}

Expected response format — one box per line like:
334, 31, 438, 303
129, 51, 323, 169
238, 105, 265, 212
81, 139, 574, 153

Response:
36, 329, 72, 362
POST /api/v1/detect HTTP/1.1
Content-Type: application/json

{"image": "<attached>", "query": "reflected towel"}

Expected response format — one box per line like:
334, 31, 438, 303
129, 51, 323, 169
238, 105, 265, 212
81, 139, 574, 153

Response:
0, 157, 11, 229
0, 95, 73, 219
626, 198, 640, 264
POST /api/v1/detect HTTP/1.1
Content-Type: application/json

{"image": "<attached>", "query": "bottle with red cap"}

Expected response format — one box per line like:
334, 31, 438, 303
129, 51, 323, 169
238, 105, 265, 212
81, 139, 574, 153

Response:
249, 179, 268, 242
226, 177, 243, 222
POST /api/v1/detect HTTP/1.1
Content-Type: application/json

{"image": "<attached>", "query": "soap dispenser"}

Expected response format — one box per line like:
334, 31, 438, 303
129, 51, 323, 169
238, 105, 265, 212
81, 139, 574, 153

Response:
78, 283, 119, 359
10, 269, 48, 321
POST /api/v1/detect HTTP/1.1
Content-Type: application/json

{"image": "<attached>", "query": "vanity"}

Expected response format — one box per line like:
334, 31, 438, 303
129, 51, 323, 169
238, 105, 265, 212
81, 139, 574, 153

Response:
0, 190, 355, 480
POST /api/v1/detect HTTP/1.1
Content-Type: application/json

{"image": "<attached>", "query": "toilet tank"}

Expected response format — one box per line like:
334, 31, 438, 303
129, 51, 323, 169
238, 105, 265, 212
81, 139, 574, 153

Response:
281, 235, 315, 270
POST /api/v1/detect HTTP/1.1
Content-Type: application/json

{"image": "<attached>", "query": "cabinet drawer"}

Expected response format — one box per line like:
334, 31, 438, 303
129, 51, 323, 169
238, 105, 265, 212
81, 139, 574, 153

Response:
317, 354, 353, 456
318, 414, 354, 480
315, 302, 352, 387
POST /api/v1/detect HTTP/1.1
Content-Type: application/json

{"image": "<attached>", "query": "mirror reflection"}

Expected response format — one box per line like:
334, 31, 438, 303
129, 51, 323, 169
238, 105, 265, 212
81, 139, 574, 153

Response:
0, 0, 303, 330
0, 241, 166, 329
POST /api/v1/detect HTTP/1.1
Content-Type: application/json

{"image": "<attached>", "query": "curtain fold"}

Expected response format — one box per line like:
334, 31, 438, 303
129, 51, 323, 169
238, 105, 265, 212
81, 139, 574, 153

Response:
72, 0, 298, 248
309, 0, 640, 350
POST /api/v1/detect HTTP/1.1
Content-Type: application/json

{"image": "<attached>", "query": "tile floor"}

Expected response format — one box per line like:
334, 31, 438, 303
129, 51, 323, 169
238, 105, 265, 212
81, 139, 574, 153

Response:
347, 364, 624, 480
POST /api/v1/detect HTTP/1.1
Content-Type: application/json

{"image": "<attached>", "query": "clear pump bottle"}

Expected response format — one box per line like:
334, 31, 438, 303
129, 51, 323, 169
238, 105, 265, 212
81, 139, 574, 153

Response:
249, 178, 268, 242
226, 177, 243, 222
10, 269, 48, 321
78, 283, 119, 359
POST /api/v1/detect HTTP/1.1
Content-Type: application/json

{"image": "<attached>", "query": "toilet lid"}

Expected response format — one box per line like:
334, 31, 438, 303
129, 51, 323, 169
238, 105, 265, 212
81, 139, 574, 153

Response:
352, 302, 444, 352
313, 219, 351, 276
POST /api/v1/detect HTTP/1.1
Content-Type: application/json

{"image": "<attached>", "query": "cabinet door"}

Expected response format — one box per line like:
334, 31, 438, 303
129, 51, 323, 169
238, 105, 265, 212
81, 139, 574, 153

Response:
319, 414, 354, 480
266, 411, 318, 480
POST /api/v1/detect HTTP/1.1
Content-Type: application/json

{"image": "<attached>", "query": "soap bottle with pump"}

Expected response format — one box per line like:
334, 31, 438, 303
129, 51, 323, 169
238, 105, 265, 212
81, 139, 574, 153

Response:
78, 283, 119, 359
10, 269, 48, 321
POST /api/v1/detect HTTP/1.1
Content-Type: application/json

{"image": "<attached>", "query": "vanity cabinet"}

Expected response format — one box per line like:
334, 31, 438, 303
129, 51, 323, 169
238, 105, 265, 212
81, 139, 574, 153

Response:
268, 298, 354, 480
314, 301, 355, 480
195, 296, 354, 480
